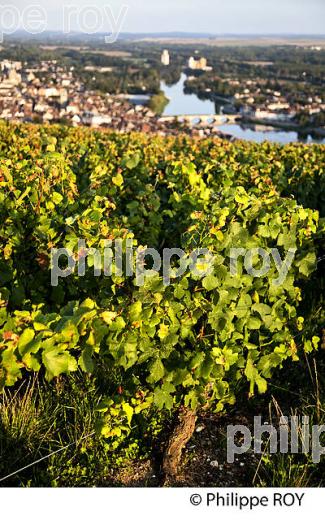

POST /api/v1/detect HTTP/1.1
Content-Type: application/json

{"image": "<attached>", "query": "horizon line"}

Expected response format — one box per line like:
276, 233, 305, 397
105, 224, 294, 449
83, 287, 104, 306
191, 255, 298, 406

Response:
7, 31, 325, 37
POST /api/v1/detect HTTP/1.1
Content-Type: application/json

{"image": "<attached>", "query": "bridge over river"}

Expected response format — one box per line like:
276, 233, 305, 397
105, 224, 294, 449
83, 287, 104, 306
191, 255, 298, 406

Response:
159, 114, 240, 126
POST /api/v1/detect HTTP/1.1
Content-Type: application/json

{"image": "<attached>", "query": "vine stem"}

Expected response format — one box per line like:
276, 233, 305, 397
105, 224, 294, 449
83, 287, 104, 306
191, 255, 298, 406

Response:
162, 407, 197, 485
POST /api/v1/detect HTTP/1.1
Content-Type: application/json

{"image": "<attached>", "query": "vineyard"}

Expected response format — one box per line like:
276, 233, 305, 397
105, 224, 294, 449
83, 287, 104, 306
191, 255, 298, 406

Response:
0, 121, 324, 486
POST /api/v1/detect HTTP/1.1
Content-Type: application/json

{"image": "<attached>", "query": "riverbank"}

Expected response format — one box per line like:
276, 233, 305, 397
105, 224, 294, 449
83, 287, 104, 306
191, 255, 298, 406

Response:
242, 116, 325, 139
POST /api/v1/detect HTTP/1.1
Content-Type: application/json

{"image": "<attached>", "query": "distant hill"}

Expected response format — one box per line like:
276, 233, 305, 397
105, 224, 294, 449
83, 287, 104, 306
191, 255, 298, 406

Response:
7, 31, 325, 46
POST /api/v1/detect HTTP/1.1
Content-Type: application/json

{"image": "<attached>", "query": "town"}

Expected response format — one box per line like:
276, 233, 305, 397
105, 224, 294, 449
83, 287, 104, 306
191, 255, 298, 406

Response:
0, 58, 234, 140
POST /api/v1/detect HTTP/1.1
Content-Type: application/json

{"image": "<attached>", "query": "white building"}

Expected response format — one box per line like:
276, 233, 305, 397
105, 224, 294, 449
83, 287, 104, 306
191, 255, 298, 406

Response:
0, 60, 22, 71
161, 50, 170, 66
267, 102, 290, 111
188, 56, 211, 71
42, 87, 60, 99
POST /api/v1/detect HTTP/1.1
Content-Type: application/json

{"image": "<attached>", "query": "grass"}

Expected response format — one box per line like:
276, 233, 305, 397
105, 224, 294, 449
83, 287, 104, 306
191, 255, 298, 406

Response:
253, 354, 325, 487
0, 374, 106, 486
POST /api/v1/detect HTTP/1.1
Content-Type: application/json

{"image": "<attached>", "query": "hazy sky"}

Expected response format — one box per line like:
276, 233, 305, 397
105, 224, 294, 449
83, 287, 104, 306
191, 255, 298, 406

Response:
8, 0, 325, 34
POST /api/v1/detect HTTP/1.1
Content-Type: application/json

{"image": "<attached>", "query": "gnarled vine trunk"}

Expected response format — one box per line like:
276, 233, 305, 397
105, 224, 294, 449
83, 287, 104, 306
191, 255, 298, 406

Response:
162, 407, 197, 485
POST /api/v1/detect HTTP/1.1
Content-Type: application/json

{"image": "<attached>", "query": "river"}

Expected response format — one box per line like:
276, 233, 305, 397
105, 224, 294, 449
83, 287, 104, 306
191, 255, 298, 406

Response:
160, 74, 325, 144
